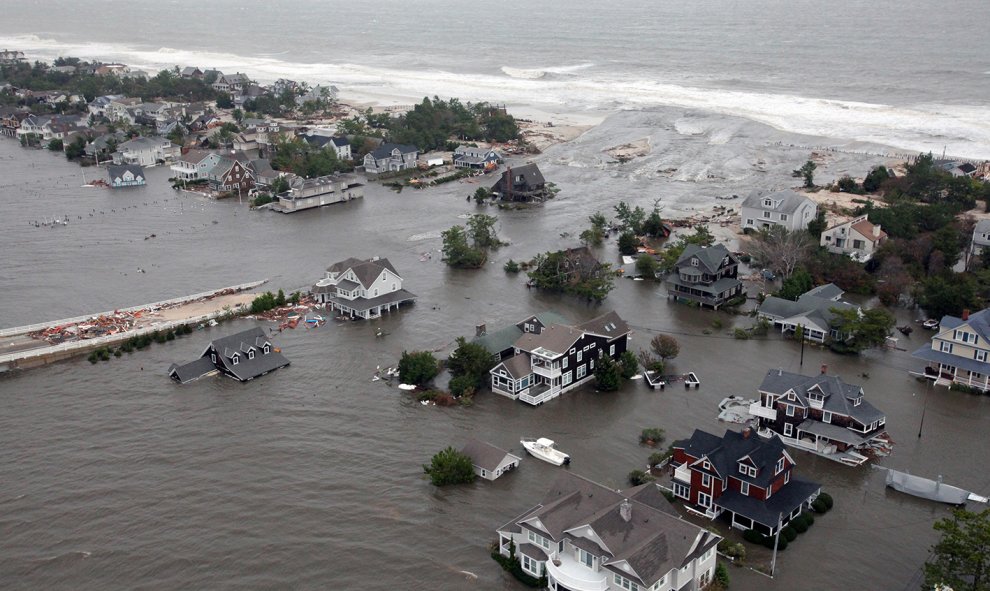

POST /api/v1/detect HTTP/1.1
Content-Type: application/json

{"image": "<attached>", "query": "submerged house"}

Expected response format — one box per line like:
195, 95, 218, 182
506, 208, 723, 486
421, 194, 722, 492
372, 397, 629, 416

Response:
490, 163, 549, 202
488, 310, 630, 406
311, 256, 416, 319
168, 327, 289, 383
496, 472, 721, 591
911, 308, 990, 391
275, 173, 364, 213
665, 243, 742, 310
106, 164, 146, 188
671, 428, 821, 536
453, 145, 501, 170
460, 439, 521, 481
756, 283, 857, 343
750, 368, 887, 465
473, 311, 570, 362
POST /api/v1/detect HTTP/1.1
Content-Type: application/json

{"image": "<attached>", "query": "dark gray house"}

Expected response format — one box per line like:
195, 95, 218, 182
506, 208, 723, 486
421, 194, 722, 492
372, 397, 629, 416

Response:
168, 327, 289, 383
362, 143, 418, 175
665, 243, 742, 310
473, 311, 570, 361
490, 163, 548, 202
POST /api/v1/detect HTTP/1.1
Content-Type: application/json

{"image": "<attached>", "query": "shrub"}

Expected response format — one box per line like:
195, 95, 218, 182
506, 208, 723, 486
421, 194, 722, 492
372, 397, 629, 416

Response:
743, 529, 765, 544
491, 542, 545, 588
792, 517, 809, 534
719, 541, 746, 561
733, 328, 750, 340
397, 350, 439, 385
166, 330, 176, 341
619, 350, 639, 379
503, 259, 520, 273
423, 446, 475, 486
628, 469, 655, 486
818, 492, 834, 510
88, 352, 98, 364
639, 428, 665, 446
812, 498, 828, 513
594, 356, 622, 391
647, 451, 668, 468
782, 525, 797, 542
448, 374, 476, 398
711, 319, 724, 329
661, 489, 675, 502
775, 537, 788, 551
714, 562, 730, 587
113, 348, 122, 358
804, 513, 815, 527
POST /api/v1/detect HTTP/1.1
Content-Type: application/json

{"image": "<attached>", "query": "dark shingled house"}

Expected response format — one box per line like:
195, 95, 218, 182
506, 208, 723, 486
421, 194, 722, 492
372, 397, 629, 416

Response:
490, 163, 549, 202
168, 327, 289, 383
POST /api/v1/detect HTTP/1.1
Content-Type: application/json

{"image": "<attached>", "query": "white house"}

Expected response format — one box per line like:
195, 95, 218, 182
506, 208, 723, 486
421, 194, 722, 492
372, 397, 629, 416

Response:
275, 174, 364, 213
460, 440, 520, 481
496, 472, 722, 591
820, 215, 887, 262
311, 257, 416, 319
757, 283, 858, 343
969, 219, 990, 268
740, 189, 818, 232
113, 137, 177, 167
106, 164, 146, 188
912, 308, 990, 391
453, 145, 501, 170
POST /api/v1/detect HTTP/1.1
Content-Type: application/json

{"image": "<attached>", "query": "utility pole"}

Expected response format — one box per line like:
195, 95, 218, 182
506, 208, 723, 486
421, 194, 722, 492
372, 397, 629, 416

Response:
799, 324, 805, 367
918, 380, 932, 438
770, 512, 783, 577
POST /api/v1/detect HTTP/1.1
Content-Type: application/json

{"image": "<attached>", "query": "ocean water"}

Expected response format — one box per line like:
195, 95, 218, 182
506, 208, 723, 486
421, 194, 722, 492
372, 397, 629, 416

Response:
1, 0, 989, 157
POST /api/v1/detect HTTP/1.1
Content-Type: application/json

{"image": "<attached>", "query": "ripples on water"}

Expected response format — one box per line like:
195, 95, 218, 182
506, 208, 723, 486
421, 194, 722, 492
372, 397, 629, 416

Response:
2, 131, 990, 590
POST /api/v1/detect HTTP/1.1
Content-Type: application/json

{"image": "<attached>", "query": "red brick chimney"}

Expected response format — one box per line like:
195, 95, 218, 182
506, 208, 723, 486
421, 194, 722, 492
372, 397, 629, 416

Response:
963, 309, 970, 321
820, 363, 828, 375
742, 427, 751, 439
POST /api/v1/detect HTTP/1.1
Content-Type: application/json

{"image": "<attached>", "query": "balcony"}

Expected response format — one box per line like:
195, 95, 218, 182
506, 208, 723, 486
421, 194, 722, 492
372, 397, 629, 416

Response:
533, 363, 561, 379
748, 402, 777, 421
673, 464, 692, 484
519, 383, 560, 406
545, 552, 608, 591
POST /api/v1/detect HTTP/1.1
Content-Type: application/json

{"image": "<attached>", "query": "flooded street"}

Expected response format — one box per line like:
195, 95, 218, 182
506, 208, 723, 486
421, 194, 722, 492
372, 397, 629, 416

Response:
2, 117, 989, 590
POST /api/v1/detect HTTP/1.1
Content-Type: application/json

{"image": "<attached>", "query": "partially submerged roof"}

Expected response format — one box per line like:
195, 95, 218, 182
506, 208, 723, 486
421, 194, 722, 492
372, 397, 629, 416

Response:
461, 439, 520, 472
758, 369, 885, 425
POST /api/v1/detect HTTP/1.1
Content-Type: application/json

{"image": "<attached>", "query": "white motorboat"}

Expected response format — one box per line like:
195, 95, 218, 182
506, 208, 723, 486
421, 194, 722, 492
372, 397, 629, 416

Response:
521, 437, 570, 466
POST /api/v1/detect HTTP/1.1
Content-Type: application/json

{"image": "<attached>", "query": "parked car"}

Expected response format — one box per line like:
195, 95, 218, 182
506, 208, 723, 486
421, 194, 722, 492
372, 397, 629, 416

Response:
922, 319, 939, 330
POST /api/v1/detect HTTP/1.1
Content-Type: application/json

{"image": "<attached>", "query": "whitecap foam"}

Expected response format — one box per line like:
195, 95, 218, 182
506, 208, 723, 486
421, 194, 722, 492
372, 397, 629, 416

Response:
3, 34, 988, 158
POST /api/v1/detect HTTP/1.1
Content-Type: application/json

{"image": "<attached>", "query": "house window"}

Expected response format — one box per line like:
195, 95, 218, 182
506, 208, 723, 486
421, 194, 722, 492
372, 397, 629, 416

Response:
610, 344, 616, 356
211, 353, 216, 364
248, 350, 255, 360
232, 355, 239, 365
783, 422, 793, 437
691, 258, 699, 267
853, 239, 865, 249
767, 486, 773, 499
785, 472, 791, 484
940, 341, 953, 353
786, 405, 795, 417
746, 219, 754, 226
481, 469, 487, 478
590, 343, 596, 349
563, 371, 573, 386
702, 473, 712, 488
763, 199, 772, 207
763, 211, 771, 219
823, 411, 832, 423
263, 344, 270, 354
698, 492, 711, 508
748, 466, 757, 478
577, 365, 586, 380
740, 481, 750, 496
775, 457, 785, 474
563, 357, 568, 369
976, 351, 988, 363
780, 214, 788, 221
577, 350, 583, 362
580, 548, 593, 568
673, 482, 690, 499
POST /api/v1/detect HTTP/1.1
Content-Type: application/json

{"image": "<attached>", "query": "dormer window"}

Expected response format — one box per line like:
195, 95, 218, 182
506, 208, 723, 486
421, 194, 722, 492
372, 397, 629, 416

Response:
691, 258, 699, 267
248, 349, 255, 360
263, 344, 270, 354
231, 354, 240, 365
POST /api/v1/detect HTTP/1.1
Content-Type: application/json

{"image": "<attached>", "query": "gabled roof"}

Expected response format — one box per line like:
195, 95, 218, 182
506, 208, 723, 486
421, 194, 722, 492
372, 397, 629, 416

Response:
577, 310, 630, 340
120, 136, 168, 150
937, 309, 990, 343
505, 473, 719, 587
514, 324, 583, 357
349, 258, 397, 289
326, 257, 364, 274
107, 164, 144, 180
369, 142, 417, 159
675, 243, 736, 274
495, 353, 532, 379
473, 311, 570, 355
741, 189, 813, 214
461, 439, 520, 472
208, 327, 290, 381
167, 356, 216, 384
757, 283, 856, 332
758, 369, 885, 425
673, 428, 791, 489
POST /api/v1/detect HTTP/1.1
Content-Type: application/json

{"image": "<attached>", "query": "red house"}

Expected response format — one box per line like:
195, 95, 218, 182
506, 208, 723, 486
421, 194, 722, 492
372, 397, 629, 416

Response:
671, 427, 821, 536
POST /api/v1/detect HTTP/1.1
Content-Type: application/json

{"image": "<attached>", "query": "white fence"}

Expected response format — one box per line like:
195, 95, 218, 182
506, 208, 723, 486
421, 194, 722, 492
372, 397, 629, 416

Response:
0, 280, 266, 338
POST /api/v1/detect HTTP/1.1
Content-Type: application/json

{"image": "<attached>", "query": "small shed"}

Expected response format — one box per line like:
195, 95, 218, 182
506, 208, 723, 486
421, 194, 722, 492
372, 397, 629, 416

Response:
461, 439, 521, 481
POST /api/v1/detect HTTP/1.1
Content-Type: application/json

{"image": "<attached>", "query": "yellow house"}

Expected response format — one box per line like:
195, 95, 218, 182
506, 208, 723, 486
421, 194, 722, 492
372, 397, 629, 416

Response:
912, 309, 990, 391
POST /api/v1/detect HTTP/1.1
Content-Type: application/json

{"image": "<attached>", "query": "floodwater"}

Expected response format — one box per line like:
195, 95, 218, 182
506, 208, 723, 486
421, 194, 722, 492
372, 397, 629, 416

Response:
1, 128, 989, 591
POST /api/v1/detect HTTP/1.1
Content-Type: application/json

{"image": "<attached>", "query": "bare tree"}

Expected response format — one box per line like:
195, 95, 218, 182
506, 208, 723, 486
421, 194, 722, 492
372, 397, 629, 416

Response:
747, 226, 814, 279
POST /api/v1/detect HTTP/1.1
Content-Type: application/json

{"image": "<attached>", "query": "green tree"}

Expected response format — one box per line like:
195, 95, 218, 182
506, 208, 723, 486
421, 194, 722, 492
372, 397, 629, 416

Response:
807, 209, 827, 238
166, 125, 185, 147
64, 135, 87, 160
215, 92, 234, 109
466, 213, 502, 250
397, 350, 439, 385
232, 108, 244, 123
794, 160, 817, 188
829, 307, 895, 352
618, 231, 639, 255
423, 447, 476, 486
924, 508, 990, 591
441, 225, 486, 268
777, 267, 813, 301
47, 138, 63, 152
862, 165, 890, 193
918, 275, 981, 319
473, 187, 491, 204
581, 211, 608, 247
594, 356, 622, 391
635, 254, 659, 278
614, 201, 646, 233
619, 350, 639, 379
446, 337, 496, 390
628, 469, 655, 486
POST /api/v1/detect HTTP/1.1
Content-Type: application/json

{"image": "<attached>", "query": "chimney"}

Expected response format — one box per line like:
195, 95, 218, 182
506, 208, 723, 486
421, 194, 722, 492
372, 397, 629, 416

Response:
619, 499, 632, 522
742, 427, 751, 439
821, 363, 828, 375
872, 223, 881, 238
963, 309, 970, 321
476, 323, 487, 337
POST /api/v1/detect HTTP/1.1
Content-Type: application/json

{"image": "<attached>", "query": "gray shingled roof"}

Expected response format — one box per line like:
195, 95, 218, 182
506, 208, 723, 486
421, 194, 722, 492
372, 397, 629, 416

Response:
497, 353, 532, 379
757, 284, 855, 332
673, 429, 792, 489
515, 324, 583, 357
509, 472, 718, 587
741, 189, 812, 214
715, 478, 821, 528
461, 439, 519, 472
209, 327, 290, 382
473, 311, 570, 355
675, 243, 736, 274
107, 164, 144, 181
168, 356, 216, 384
758, 369, 885, 425
577, 310, 630, 340
369, 142, 417, 159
